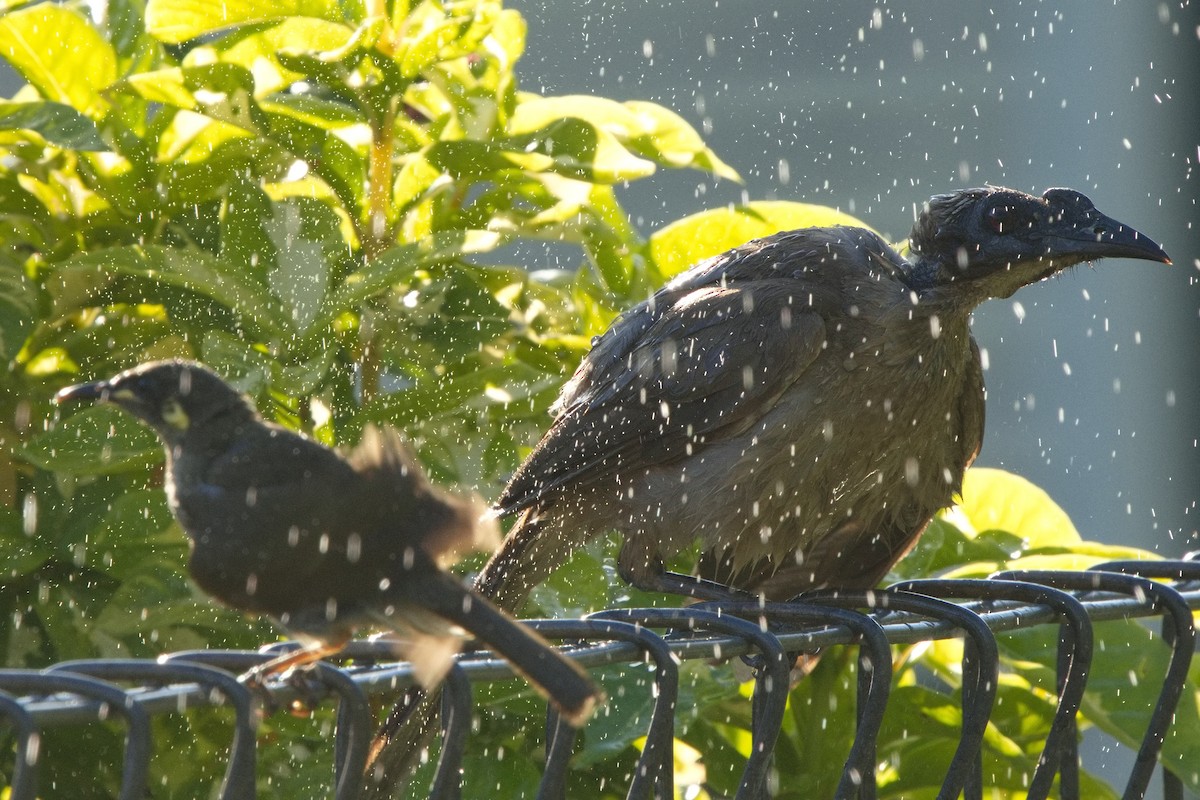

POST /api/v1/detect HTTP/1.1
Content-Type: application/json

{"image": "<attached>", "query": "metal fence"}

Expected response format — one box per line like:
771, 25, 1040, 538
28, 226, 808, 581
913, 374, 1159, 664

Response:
2, 555, 1198, 800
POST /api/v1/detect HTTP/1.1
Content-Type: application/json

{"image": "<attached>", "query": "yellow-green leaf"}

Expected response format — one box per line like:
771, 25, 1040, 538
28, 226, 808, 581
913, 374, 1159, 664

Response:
145, 0, 342, 44
624, 100, 739, 181
955, 467, 1082, 546
0, 4, 116, 118
194, 17, 357, 96
648, 201, 873, 279
509, 94, 642, 138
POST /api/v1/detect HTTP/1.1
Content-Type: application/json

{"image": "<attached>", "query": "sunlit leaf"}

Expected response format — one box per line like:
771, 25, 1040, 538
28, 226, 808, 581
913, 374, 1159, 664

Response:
513, 116, 658, 183
648, 201, 873, 280
0, 4, 116, 117
201, 17, 358, 95
511, 95, 737, 181
954, 467, 1082, 546
123, 64, 264, 133
394, 0, 505, 78
144, 0, 342, 44
509, 94, 644, 138
624, 100, 739, 181
486, 8, 526, 73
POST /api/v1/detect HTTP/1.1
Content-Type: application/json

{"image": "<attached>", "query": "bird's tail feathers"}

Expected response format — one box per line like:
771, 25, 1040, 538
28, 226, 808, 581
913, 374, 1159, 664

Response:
424, 568, 600, 726
363, 609, 465, 690
364, 690, 440, 799
474, 507, 569, 612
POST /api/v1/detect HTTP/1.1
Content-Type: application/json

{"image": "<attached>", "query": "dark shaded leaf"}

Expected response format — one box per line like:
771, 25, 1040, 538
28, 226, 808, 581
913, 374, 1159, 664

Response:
0, 101, 106, 150
0, 253, 37, 360
23, 405, 161, 475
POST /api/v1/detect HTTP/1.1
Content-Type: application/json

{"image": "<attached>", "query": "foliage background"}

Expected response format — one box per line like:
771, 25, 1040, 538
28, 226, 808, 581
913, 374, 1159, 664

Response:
0, 0, 1196, 797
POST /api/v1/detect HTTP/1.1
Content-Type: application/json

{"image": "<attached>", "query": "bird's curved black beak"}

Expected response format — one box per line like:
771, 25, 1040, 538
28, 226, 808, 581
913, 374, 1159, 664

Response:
1055, 212, 1171, 265
54, 380, 109, 405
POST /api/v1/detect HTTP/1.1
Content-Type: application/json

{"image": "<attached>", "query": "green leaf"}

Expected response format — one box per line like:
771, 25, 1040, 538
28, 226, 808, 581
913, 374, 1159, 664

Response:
510, 95, 737, 181
264, 198, 344, 333
256, 105, 367, 213
393, 0, 495, 78
80, 489, 182, 578
23, 406, 161, 475
576, 663, 667, 766
314, 230, 503, 331
0, 254, 37, 360
0, 101, 106, 150
122, 63, 265, 133
886, 516, 1027, 582
425, 139, 554, 180
648, 201, 874, 280
0, 4, 117, 117
0, 503, 52, 577
199, 17, 358, 95
257, 93, 363, 130
954, 467, 1082, 546
1000, 618, 1200, 792
529, 544, 612, 619
487, 8, 526, 73
52, 245, 290, 339
364, 362, 520, 420
509, 94, 641, 138
623, 100, 740, 181
510, 116, 657, 183
144, 0, 343, 44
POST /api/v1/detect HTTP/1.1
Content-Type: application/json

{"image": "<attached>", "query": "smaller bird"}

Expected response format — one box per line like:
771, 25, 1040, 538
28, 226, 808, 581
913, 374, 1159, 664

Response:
55, 360, 599, 725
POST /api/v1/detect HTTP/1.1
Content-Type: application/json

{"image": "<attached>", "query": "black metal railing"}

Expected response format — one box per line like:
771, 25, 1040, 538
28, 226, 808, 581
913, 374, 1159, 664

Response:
2, 554, 1198, 800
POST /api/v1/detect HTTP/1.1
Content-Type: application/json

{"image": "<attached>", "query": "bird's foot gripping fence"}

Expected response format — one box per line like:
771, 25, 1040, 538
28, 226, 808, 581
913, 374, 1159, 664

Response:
3, 555, 1198, 800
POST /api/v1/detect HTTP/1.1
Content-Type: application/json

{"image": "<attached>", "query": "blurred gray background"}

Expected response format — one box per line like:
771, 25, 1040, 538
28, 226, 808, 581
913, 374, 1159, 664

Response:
509, 0, 1200, 558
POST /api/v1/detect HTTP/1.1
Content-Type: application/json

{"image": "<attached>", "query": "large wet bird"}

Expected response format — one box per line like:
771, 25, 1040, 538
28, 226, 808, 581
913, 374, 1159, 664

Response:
365, 185, 1169, 794
55, 361, 599, 724
478, 186, 1170, 608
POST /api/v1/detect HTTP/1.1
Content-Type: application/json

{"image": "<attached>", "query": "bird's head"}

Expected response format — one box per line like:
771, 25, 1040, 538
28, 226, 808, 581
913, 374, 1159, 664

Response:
55, 360, 254, 445
906, 187, 1170, 301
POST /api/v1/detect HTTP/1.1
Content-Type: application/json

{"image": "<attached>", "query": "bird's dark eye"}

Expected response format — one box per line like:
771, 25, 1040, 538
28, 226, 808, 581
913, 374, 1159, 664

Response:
984, 204, 1016, 235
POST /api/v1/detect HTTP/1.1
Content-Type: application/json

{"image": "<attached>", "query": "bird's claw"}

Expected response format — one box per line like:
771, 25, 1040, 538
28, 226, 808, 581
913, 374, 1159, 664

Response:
279, 666, 328, 717
237, 667, 282, 716
237, 664, 326, 717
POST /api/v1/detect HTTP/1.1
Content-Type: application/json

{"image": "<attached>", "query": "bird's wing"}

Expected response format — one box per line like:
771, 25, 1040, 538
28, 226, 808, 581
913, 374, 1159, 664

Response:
498, 279, 826, 512
347, 425, 498, 564
200, 426, 355, 492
